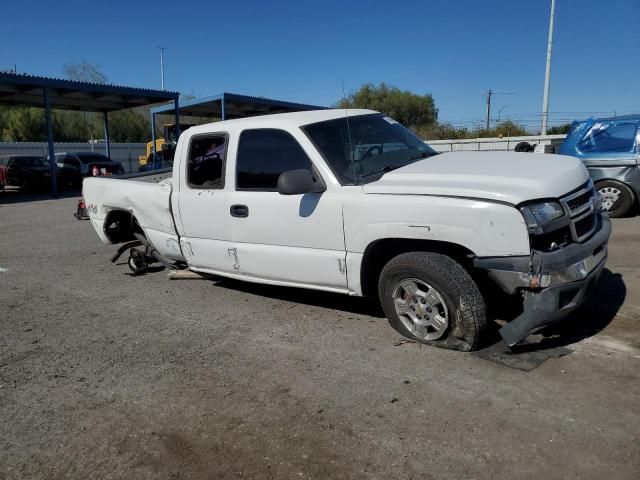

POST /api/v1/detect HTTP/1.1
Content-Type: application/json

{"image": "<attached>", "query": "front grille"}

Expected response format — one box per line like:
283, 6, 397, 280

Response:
560, 182, 597, 242
566, 190, 593, 215
574, 211, 596, 239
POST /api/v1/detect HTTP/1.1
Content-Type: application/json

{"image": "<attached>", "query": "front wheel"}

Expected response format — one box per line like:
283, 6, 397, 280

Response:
596, 180, 635, 218
378, 252, 487, 351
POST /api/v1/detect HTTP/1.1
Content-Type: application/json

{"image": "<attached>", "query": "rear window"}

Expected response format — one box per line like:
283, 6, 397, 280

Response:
578, 122, 637, 153
11, 156, 48, 167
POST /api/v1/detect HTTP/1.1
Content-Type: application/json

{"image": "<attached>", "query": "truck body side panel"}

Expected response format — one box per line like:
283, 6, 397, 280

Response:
342, 192, 531, 257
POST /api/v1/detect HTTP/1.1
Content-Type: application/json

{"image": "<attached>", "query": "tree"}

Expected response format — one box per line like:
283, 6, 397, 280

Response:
474, 120, 528, 138
62, 61, 108, 84
0, 106, 52, 141
58, 61, 107, 141
108, 109, 150, 143
417, 122, 470, 140
547, 123, 572, 135
337, 83, 438, 128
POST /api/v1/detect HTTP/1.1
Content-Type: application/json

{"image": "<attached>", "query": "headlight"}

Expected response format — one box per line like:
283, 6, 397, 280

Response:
520, 201, 565, 231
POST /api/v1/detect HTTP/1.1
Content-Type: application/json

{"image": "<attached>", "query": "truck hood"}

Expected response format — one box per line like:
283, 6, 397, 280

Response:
363, 151, 589, 204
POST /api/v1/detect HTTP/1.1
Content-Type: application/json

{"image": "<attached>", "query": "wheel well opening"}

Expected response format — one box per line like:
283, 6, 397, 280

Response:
595, 179, 638, 214
104, 210, 144, 243
595, 179, 636, 197
360, 238, 475, 298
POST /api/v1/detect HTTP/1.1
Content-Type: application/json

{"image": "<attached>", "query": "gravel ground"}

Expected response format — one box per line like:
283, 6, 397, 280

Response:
0, 193, 639, 479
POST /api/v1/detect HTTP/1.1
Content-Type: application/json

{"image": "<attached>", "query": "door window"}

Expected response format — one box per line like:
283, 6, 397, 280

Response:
187, 134, 227, 188
578, 122, 637, 153
236, 129, 312, 190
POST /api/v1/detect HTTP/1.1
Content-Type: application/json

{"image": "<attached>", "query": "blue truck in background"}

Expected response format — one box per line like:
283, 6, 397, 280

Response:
558, 115, 640, 217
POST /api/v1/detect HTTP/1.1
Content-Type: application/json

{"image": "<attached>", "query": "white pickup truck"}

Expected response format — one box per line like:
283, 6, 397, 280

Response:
83, 109, 611, 350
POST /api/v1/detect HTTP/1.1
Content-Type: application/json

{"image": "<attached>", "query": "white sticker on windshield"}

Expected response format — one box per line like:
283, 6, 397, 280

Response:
382, 116, 398, 124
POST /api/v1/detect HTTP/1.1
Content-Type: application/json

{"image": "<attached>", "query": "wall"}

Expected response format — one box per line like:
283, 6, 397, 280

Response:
427, 134, 566, 153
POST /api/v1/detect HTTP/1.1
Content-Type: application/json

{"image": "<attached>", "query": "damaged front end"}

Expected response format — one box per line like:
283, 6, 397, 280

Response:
474, 181, 612, 346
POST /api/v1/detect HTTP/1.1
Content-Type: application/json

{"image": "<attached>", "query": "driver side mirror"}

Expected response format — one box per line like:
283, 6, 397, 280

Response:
277, 169, 326, 195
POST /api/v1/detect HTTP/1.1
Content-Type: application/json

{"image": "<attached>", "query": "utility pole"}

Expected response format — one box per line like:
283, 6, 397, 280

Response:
541, 0, 556, 135
484, 90, 514, 129
485, 89, 493, 131
157, 46, 167, 90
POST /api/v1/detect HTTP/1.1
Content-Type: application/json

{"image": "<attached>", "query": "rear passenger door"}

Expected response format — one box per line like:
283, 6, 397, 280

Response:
174, 133, 238, 273
227, 128, 348, 292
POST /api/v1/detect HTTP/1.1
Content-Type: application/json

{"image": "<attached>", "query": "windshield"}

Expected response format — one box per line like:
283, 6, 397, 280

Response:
75, 153, 111, 164
303, 113, 437, 185
13, 156, 48, 167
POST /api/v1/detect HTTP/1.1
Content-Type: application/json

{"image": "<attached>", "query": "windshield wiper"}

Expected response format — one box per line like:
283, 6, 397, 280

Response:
407, 151, 437, 161
360, 164, 405, 178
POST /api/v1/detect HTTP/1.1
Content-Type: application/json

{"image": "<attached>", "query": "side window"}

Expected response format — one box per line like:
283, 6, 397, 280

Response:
187, 134, 227, 188
578, 123, 637, 153
236, 129, 312, 190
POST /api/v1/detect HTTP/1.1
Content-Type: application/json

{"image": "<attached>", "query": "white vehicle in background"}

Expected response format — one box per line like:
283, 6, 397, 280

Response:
83, 109, 610, 350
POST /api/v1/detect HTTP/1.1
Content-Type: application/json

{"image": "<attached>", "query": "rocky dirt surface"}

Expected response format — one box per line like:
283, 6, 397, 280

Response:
0, 194, 638, 479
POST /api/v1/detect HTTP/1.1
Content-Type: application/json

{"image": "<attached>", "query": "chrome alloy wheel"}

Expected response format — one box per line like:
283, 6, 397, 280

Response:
598, 186, 621, 212
392, 278, 449, 340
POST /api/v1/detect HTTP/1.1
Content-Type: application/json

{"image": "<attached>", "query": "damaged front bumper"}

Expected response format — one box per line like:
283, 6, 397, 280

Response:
474, 214, 612, 346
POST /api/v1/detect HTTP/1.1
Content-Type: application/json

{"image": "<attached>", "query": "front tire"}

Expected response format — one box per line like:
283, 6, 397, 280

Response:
596, 180, 634, 218
378, 252, 487, 351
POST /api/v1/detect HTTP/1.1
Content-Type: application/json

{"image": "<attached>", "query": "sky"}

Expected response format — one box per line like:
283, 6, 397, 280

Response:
2, 0, 639, 130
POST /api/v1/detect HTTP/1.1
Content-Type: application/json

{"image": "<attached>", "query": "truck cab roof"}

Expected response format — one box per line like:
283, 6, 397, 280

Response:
185, 109, 378, 135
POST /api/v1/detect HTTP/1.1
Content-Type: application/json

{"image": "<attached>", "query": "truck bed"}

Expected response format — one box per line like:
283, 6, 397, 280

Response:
115, 167, 172, 183
82, 176, 182, 259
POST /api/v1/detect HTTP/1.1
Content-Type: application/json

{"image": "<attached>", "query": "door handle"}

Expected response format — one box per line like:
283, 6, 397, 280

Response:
230, 204, 249, 218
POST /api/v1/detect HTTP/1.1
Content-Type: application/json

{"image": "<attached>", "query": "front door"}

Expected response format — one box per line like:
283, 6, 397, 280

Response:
227, 128, 348, 292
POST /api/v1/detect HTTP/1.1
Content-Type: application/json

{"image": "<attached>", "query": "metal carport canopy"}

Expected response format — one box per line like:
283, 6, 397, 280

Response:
0, 72, 179, 194
150, 92, 325, 119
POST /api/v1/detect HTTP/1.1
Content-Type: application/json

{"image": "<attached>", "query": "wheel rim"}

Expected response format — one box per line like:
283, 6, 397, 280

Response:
392, 278, 449, 341
598, 186, 621, 212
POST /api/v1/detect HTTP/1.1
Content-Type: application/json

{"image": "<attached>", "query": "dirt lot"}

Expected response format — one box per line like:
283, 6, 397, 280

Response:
1, 194, 639, 479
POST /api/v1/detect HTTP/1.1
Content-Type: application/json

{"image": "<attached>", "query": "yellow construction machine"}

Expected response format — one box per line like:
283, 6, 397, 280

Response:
138, 124, 195, 168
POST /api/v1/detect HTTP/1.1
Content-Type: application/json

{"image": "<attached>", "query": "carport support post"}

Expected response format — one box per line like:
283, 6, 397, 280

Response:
43, 88, 57, 196
174, 97, 180, 137
103, 112, 111, 159
151, 112, 157, 166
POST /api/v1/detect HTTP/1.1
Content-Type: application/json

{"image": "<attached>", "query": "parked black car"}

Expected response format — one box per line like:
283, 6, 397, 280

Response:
55, 152, 125, 177
0, 155, 81, 190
